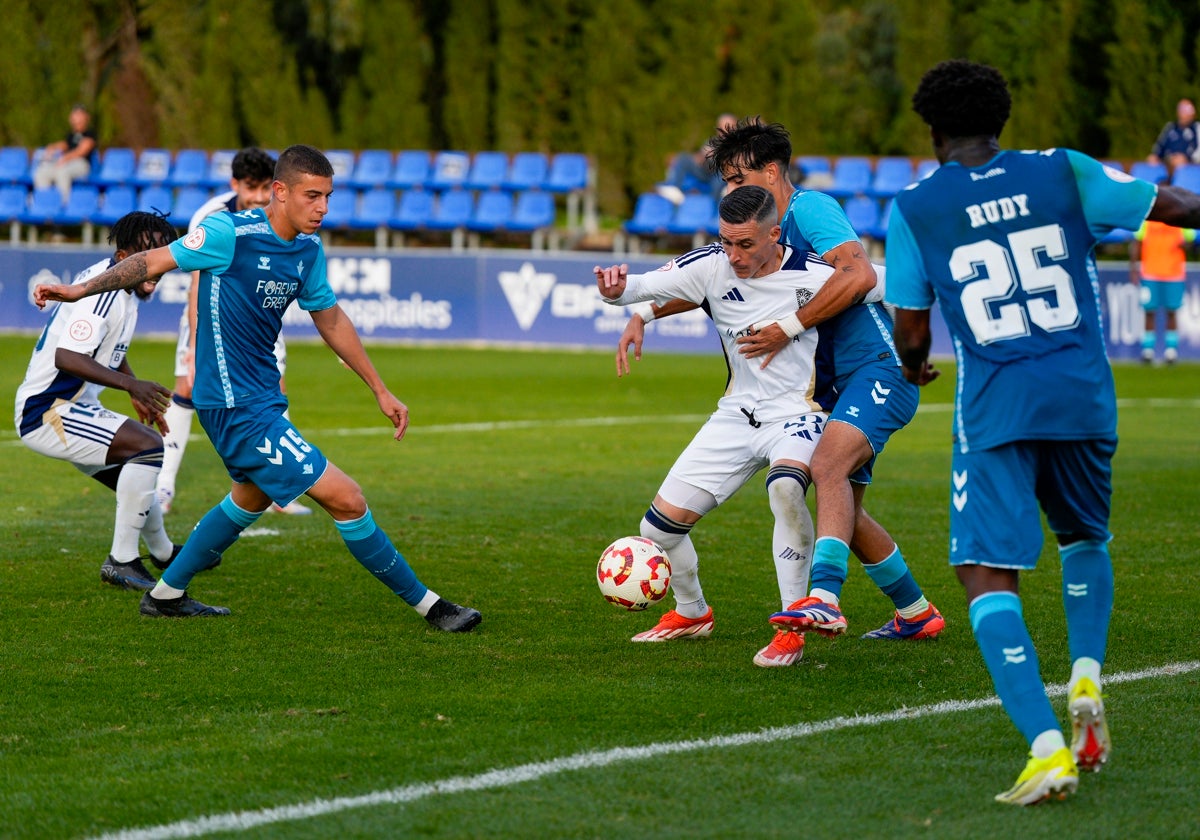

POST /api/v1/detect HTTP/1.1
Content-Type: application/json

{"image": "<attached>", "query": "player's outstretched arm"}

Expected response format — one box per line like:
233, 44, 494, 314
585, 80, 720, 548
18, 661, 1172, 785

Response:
593, 263, 629, 299
614, 298, 701, 377
33, 247, 179, 309
310, 304, 410, 440
736, 240, 877, 368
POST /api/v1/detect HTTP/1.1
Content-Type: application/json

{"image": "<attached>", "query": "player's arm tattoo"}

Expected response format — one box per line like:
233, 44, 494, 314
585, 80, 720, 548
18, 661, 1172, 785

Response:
83, 253, 150, 295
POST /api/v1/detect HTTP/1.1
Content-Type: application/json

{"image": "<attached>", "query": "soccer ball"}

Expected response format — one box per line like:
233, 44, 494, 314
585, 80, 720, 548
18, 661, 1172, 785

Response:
596, 536, 671, 611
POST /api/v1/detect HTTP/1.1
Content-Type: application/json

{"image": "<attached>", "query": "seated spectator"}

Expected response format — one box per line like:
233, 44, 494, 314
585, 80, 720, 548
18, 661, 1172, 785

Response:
33, 104, 97, 202
1148, 98, 1198, 175
657, 112, 737, 205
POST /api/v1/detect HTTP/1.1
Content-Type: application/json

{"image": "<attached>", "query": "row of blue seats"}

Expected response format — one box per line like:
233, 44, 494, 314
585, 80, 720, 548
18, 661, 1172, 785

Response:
0, 146, 592, 194
633, 160, 1200, 244
0, 182, 559, 240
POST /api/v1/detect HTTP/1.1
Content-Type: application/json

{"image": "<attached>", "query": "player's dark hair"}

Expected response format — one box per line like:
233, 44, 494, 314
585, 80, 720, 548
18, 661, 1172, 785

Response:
107, 210, 177, 253
706, 117, 792, 177
231, 147, 276, 183
719, 185, 776, 226
912, 59, 1011, 139
274, 144, 334, 186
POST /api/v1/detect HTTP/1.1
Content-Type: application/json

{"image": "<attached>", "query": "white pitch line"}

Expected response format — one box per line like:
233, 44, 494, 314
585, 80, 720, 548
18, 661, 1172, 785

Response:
3, 398, 1198, 447
89, 660, 1200, 840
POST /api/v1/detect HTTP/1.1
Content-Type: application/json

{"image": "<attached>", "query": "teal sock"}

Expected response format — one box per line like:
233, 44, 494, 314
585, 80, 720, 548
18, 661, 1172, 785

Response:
1060, 540, 1114, 665
862, 547, 924, 612
161, 494, 261, 590
969, 591, 1059, 746
335, 509, 428, 606
810, 537, 850, 601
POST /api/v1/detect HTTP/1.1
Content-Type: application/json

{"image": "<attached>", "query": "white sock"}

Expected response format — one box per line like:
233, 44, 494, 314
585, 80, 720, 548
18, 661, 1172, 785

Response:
810, 587, 840, 606
1070, 656, 1102, 692
414, 589, 440, 616
767, 468, 814, 608
157, 401, 194, 492
111, 462, 159, 561
151, 581, 185, 599
140, 498, 175, 560
1031, 729, 1066, 759
641, 517, 705, 618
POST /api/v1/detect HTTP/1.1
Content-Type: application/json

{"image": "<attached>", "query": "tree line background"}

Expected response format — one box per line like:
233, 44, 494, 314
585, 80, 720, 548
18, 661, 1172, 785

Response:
1, 0, 1196, 218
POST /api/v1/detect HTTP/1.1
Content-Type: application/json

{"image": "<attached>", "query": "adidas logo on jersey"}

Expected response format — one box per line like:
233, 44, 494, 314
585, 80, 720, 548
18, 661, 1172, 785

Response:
721, 287, 746, 302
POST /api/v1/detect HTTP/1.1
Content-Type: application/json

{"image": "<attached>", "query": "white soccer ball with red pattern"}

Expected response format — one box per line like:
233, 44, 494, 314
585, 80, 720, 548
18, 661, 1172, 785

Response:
596, 536, 671, 611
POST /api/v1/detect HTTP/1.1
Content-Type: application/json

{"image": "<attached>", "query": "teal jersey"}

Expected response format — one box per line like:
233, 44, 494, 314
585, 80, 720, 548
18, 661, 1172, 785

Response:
886, 149, 1157, 451
169, 208, 335, 409
780, 187, 904, 394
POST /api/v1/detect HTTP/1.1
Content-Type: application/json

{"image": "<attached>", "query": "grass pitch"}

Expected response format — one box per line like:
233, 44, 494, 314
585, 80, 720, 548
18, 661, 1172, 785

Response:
0, 334, 1197, 839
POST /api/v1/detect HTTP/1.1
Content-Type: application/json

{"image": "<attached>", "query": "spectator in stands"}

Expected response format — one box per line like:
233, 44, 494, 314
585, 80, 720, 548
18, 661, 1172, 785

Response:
1147, 98, 1198, 175
656, 112, 737, 205
1129, 208, 1195, 364
33, 105, 97, 202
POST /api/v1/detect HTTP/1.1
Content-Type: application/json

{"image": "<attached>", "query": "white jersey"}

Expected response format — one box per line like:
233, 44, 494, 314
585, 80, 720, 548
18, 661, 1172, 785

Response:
609, 244, 831, 423
189, 190, 236, 232
15, 258, 141, 435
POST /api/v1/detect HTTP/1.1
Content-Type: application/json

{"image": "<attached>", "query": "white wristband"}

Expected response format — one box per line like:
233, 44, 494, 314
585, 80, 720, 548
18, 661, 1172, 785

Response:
777, 312, 805, 338
631, 302, 655, 323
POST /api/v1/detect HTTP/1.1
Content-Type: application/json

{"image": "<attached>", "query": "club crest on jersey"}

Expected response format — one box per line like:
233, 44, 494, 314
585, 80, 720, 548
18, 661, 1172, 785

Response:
183, 228, 205, 249
68, 319, 93, 342
794, 288, 815, 308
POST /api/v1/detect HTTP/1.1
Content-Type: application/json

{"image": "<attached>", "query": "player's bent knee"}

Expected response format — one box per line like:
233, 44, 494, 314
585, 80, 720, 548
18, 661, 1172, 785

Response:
766, 464, 811, 508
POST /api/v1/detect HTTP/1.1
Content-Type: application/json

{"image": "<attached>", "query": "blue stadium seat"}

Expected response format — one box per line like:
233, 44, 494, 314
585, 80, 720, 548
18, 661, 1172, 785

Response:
169, 186, 212, 228
429, 151, 471, 191
53, 184, 102, 226
0, 184, 28, 222
0, 147, 30, 183
509, 190, 556, 233
915, 158, 939, 181
1129, 161, 1168, 184
93, 148, 137, 187
623, 192, 675, 236
204, 149, 237, 189
325, 149, 357, 184
1171, 163, 1200, 193
389, 150, 431, 190
466, 151, 509, 191
94, 185, 136, 226
133, 148, 172, 186
869, 157, 915, 198
467, 190, 514, 233
666, 193, 716, 237
347, 149, 394, 190
390, 188, 435, 231
348, 187, 396, 230
20, 187, 63, 226
795, 155, 831, 178
321, 188, 357, 229
545, 152, 589, 193
876, 198, 893, 240
843, 194, 882, 240
827, 156, 873, 198
427, 189, 475, 230
503, 152, 549, 191
168, 149, 209, 188
137, 185, 174, 216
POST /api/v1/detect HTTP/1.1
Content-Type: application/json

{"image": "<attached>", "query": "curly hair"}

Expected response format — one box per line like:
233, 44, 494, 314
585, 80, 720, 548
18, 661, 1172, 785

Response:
911, 59, 1011, 139
230, 147, 276, 183
107, 210, 177, 253
706, 116, 792, 177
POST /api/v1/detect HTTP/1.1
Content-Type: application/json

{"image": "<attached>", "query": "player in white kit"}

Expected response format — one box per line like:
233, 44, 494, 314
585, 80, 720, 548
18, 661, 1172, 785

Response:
595, 185, 854, 666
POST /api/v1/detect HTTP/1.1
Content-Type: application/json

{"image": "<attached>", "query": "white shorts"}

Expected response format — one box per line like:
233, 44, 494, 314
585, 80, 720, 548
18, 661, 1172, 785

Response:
174, 311, 288, 379
20, 400, 129, 476
659, 408, 826, 513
